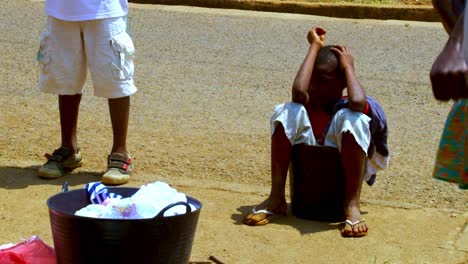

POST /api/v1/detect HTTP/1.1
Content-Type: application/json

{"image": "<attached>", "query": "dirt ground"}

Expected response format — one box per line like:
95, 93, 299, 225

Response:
0, 1, 467, 263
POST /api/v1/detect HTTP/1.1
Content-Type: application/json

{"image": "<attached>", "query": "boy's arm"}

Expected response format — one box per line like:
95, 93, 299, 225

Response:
291, 27, 326, 105
331, 45, 367, 112
430, 12, 468, 100
432, 0, 465, 33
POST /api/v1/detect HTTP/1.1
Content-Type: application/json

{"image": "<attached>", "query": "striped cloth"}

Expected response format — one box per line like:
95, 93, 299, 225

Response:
85, 182, 122, 204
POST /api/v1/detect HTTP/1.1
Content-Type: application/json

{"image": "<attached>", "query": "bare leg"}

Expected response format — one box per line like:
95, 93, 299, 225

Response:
59, 94, 82, 153
244, 124, 289, 225
108, 96, 130, 155
38, 94, 82, 179
267, 123, 291, 212
340, 131, 368, 236
101, 96, 132, 185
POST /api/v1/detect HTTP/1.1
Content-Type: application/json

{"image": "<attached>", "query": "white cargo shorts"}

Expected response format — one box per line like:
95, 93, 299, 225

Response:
37, 16, 137, 98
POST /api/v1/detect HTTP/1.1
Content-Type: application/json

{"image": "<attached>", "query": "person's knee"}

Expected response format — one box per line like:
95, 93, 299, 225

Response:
333, 109, 369, 132
329, 109, 371, 153
341, 131, 362, 149
272, 122, 289, 142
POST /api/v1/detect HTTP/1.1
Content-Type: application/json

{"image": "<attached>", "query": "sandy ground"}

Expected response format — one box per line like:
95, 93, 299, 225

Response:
0, 0, 467, 263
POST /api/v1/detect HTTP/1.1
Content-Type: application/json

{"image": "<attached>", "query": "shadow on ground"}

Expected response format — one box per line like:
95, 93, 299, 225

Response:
0, 166, 101, 190
231, 205, 342, 235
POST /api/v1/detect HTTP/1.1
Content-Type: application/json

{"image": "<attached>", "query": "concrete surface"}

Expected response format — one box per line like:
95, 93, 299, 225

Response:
0, 1, 466, 263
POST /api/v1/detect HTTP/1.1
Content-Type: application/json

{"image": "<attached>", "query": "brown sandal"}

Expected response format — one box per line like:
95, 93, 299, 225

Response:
243, 208, 285, 226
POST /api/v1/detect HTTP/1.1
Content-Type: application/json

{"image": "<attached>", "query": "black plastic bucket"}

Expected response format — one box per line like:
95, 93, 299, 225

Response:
289, 145, 345, 221
47, 185, 202, 264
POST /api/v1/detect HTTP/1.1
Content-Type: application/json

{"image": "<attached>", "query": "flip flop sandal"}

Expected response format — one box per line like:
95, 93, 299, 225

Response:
243, 208, 282, 226
341, 219, 368, 237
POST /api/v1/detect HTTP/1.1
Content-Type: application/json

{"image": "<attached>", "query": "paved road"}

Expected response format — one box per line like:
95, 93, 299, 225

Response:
0, 1, 466, 263
2, 0, 465, 209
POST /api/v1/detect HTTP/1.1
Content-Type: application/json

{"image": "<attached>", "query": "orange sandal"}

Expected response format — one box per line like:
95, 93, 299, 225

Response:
243, 208, 284, 226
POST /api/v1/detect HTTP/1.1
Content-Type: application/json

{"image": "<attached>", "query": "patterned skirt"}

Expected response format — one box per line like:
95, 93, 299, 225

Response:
433, 99, 467, 189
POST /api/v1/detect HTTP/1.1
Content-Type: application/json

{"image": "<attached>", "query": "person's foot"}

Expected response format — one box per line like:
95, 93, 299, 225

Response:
243, 197, 287, 226
341, 206, 368, 237
38, 147, 83, 179
101, 152, 133, 185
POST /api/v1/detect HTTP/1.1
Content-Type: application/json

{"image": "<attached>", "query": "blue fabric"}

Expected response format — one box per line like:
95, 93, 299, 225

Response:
85, 182, 122, 204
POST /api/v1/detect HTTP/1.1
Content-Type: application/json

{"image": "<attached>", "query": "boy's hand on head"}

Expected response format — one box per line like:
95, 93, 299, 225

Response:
307, 27, 326, 47
331, 45, 367, 110
331, 45, 355, 71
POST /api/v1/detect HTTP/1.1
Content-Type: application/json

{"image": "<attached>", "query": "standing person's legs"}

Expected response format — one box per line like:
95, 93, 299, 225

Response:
59, 94, 82, 153
108, 96, 130, 155
37, 17, 87, 179
102, 96, 132, 185
83, 16, 137, 185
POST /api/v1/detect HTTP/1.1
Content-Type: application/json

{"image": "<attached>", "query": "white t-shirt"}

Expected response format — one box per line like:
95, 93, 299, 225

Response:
45, 0, 128, 21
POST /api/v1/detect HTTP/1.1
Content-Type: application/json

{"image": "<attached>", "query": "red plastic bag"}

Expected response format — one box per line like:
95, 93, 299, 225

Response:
0, 236, 56, 264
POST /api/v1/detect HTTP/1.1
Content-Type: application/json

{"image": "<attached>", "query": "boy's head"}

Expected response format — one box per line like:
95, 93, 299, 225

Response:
309, 45, 346, 104
315, 45, 341, 77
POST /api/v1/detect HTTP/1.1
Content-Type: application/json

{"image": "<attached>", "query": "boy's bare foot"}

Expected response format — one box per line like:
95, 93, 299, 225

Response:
341, 206, 368, 237
243, 197, 287, 226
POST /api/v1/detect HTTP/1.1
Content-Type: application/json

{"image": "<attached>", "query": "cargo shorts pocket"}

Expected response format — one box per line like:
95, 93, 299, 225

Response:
37, 31, 51, 74
110, 31, 135, 81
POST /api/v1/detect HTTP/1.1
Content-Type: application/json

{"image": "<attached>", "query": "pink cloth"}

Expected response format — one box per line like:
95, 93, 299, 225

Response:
0, 236, 56, 264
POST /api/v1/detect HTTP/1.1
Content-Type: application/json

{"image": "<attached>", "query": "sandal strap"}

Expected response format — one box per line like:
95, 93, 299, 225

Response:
107, 153, 132, 171
45, 147, 76, 162
344, 219, 366, 226
108, 161, 131, 170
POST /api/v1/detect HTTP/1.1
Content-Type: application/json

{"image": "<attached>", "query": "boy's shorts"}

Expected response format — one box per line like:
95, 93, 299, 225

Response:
37, 16, 137, 98
271, 102, 387, 182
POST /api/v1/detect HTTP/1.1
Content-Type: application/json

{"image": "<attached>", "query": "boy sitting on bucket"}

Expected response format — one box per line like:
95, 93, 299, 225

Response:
243, 27, 389, 237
